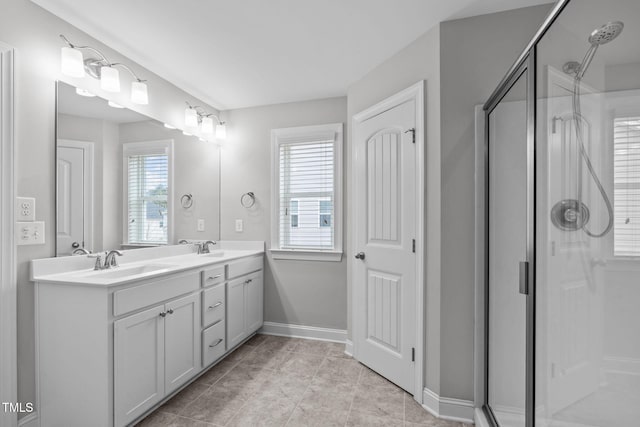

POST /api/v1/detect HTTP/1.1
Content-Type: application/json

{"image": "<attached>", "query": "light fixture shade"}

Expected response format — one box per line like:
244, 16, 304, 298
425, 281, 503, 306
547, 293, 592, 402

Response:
108, 100, 124, 109
100, 66, 120, 92
131, 81, 148, 105
182, 130, 192, 136
201, 116, 214, 134
216, 123, 227, 140
61, 47, 85, 78
184, 107, 198, 128
164, 123, 176, 130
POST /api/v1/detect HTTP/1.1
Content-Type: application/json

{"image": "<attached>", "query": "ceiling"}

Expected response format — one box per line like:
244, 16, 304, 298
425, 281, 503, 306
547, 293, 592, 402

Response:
34, 0, 552, 110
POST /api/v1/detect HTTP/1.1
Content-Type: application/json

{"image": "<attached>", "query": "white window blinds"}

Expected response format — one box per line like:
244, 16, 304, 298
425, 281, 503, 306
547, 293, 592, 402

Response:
124, 141, 172, 245
278, 138, 335, 250
614, 116, 640, 256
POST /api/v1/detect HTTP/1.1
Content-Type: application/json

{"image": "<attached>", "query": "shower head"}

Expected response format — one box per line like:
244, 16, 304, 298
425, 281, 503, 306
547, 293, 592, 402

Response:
588, 21, 624, 45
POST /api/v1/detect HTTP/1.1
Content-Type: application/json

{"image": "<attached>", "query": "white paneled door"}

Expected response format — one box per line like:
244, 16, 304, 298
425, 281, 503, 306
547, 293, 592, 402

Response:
354, 99, 416, 392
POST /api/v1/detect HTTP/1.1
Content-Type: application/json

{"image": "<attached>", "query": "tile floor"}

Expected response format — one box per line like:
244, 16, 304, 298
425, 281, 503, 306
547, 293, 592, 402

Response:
137, 334, 471, 427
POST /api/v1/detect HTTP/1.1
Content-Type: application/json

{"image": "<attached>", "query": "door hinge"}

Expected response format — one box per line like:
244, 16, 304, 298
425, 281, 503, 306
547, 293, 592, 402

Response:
404, 128, 416, 144
412, 239, 416, 253
412, 347, 415, 362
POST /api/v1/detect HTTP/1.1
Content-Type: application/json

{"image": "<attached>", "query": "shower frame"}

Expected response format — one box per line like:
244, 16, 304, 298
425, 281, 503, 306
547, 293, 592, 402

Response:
481, 1, 572, 426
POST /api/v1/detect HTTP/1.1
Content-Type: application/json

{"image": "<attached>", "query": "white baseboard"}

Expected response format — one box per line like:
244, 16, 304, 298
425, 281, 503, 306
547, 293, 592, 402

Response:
422, 387, 475, 424
603, 356, 640, 375
474, 407, 489, 427
259, 321, 347, 343
18, 412, 38, 427
345, 339, 353, 357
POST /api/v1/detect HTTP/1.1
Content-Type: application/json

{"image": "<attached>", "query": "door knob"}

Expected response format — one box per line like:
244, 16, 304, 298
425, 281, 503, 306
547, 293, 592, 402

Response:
71, 242, 80, 248
355, 252, 365, 260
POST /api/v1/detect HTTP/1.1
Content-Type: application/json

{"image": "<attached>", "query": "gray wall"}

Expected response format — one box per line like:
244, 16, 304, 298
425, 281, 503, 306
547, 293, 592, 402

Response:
220, 97, 348, 330
0, 0, 219, 412
347, 4, 552, 400
438, 4, 551, 400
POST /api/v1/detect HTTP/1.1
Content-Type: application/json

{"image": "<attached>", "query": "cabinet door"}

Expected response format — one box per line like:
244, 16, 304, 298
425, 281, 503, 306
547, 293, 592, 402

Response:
246, 270, 264, 333
226, 277, 246, 349
165, 292, 201, 394
114, 304, 165, 427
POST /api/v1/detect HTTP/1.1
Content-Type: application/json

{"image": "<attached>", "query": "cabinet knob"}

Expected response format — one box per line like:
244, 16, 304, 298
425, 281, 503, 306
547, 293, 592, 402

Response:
159, 312, 166, 317
167, 309, 174, 315
209, 338, 223, 348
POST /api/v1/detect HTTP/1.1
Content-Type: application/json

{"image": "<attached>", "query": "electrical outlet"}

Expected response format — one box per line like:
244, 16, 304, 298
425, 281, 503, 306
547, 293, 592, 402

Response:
16, 221, 45, 245
16, 197, 36, 221
197, 219, 205, 232
235, 219, 243, 232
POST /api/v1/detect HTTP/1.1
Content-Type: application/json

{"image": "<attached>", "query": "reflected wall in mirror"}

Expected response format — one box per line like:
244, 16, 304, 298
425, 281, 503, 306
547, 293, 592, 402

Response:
56, 81, 220, 256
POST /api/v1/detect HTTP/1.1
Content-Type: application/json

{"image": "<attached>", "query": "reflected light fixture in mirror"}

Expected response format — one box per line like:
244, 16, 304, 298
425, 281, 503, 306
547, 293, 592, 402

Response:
75, 88, 95, 97
59, 34, 149, 105
184, 102, 227, 141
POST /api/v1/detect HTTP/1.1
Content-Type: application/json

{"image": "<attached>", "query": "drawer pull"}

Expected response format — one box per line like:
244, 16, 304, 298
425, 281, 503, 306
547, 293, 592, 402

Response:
208, 301, 223, 310
209, 338, 223, 348
207, 274, 223, 280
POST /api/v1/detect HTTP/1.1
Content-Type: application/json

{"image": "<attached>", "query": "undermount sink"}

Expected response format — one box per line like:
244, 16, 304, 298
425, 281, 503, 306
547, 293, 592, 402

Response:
82, 264, 176, 279
200, 251, 225, 258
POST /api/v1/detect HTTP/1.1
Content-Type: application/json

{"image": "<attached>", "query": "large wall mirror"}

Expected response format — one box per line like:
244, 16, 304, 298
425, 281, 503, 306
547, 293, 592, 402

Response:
55, 81, 220, 256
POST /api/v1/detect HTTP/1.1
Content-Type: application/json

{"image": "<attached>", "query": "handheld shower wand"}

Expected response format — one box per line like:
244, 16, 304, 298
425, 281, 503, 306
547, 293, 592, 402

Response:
557, 21, 623, 238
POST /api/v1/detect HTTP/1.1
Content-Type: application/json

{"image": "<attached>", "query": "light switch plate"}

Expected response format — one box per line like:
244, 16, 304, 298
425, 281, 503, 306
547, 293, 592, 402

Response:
16, 221, 45, 245
16, 197, 36, 221
235, 219, 243, 232
197, 219, 205, 232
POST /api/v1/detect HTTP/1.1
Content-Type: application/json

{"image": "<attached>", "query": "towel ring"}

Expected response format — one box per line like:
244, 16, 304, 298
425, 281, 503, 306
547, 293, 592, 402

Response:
240, 192, 255, 208
180, 193, 193, 209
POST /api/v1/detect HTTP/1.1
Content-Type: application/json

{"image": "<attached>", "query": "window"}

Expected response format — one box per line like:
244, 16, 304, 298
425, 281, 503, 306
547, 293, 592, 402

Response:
123, 140, 173, 245
271, 123, 343, 261
614, 116, 640, 256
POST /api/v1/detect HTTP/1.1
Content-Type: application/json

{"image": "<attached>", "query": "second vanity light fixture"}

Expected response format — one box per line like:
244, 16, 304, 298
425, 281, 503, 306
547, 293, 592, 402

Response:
59, 34, 149, 105
184, 102, 227, 140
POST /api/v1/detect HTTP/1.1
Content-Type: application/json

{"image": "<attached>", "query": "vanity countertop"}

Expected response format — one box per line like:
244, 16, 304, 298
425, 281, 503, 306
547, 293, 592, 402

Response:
31, 241, 265, 287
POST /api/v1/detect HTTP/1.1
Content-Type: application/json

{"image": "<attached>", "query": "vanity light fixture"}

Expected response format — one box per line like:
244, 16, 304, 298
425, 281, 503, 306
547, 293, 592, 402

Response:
108, 100, 124, 109
59, 34, 149, 105
164, 123, 177, 130
184, 102, 227, 140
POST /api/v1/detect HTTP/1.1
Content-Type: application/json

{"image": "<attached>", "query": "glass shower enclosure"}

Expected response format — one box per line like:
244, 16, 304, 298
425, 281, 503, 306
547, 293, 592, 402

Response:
483, 0, 640, 426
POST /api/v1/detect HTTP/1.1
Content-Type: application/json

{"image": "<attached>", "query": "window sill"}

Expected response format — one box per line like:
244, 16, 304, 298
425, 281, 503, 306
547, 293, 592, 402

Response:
269, 249, 343, 262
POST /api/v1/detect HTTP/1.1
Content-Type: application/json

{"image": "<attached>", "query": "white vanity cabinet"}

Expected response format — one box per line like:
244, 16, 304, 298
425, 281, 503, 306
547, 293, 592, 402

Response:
33, 248, 264, 427
114, 291, 200, 426
226, 256, 264, 349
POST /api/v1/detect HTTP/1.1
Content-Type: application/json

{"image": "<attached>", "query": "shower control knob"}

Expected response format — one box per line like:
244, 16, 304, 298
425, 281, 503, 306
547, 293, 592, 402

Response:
355, 252, 365, 260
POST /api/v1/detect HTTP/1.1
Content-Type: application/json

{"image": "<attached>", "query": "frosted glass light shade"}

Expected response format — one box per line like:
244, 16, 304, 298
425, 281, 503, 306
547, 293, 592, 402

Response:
184, 107, 198, 128
100, 66, 120, 92
108, 100, 124, 109
131, 81, 148, 105
61, 47, 85, 78
201, 116, 214, 134
75, 88, 95, 97
216, 124, 227, 140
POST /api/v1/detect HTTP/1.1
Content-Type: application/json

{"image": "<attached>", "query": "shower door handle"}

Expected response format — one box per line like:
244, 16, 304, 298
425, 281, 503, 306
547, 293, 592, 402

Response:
519, 261, 529, 295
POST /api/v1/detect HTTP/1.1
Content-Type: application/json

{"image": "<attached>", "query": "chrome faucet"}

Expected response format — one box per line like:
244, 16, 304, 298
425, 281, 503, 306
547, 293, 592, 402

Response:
105, 250, 124, 268
88, 250, 124, 270
72, 247, 91, 255
199, 240, 217, 254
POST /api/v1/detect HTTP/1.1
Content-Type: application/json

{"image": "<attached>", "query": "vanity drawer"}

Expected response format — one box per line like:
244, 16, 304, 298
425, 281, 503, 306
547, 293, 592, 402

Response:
202, 284, 225, 328
113, 272, 200, 317
202, 265, 226, 288
202, 320, 226, 367
228, 256, 263, 279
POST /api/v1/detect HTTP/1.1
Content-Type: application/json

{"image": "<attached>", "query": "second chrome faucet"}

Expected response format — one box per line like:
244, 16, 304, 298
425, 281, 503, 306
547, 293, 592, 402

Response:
89, 250, 124, 270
